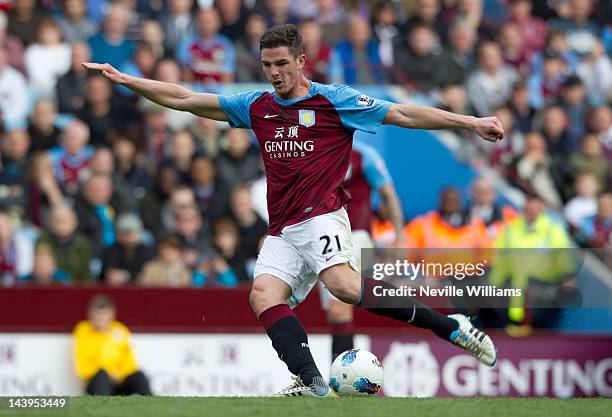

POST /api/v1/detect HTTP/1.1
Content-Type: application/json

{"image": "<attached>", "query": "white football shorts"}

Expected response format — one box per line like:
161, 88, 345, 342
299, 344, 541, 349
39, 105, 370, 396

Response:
253, 207, 358, 308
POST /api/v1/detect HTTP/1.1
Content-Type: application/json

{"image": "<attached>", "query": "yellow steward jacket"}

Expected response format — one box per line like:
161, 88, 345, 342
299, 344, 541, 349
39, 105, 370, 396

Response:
73, 320, 138, 382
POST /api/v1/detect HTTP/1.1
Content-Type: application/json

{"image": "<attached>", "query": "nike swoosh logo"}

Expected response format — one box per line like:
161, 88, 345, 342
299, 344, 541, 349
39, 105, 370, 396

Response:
325, 254, 338, 262
264, 114, 279, 118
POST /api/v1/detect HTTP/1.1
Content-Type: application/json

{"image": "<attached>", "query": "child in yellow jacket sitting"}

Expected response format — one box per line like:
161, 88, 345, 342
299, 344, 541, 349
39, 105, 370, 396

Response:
73, 294, 152, 395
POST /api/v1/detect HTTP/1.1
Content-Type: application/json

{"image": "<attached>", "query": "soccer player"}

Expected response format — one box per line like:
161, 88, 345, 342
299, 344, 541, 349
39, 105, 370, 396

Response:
323, 141, 405, 361
84, 24, 502, 397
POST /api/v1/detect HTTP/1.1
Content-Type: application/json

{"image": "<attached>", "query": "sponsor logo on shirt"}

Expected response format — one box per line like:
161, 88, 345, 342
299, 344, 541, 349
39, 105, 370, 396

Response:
263, 125, 315, 159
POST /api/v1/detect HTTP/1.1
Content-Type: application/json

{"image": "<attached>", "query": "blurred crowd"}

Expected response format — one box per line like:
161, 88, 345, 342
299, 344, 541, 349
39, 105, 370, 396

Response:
0, 0, 610, 288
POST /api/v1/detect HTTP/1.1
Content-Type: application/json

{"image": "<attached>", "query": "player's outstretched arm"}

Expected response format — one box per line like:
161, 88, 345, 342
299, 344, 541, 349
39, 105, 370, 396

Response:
383, 103, 504, 143
82, 62, 229, 122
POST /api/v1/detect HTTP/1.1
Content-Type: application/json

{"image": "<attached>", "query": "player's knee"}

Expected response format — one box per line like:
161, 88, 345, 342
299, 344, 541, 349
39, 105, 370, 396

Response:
322, 267, 361, 305
249, 278, 285, 317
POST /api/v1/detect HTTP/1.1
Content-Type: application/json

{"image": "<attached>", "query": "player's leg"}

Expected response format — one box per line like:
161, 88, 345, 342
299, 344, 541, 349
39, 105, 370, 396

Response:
319, 263, 496, 365
327, 298, 354, 360
250, 236, 327, 395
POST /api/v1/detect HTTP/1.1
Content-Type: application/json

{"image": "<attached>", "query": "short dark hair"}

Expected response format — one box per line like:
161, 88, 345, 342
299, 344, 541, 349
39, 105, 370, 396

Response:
259, 24, 303, 57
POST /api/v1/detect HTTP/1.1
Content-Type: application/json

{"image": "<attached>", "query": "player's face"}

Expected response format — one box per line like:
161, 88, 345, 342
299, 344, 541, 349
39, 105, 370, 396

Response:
261, 46, 305, 98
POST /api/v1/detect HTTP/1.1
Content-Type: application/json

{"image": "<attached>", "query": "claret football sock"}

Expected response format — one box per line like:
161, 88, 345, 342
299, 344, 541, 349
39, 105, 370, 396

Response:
358, 279, 458, 340
331, 321, 354, 361
259, 304, 322, 386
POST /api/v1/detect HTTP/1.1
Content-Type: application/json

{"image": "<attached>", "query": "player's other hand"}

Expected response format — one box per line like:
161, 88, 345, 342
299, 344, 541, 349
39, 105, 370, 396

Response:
474, 116, 504, 143
81, 62, 127, 85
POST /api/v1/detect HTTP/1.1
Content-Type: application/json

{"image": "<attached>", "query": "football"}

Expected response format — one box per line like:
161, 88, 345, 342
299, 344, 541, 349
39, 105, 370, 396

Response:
329, 349, 384, 396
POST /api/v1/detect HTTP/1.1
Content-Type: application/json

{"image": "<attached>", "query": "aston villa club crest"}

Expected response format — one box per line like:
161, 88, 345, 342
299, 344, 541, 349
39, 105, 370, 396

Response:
298, 109, 315, 127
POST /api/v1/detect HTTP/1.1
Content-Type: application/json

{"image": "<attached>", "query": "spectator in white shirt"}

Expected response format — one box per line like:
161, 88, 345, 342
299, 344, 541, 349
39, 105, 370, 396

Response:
564, 172, 599, 228
24, 18, 71, 98
0, 46, 29, 128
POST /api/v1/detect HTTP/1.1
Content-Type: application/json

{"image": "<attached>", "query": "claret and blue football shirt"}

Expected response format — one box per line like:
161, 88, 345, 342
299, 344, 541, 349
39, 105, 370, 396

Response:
219, 82, 391, 235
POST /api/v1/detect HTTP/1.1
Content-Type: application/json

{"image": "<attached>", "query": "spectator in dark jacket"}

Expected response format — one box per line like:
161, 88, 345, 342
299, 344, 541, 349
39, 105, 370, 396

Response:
215, 129, 262, 190
55, 41, 91, 114
74, 173, 116, 263
101, 213, 154, 285
37, 204, 92, 282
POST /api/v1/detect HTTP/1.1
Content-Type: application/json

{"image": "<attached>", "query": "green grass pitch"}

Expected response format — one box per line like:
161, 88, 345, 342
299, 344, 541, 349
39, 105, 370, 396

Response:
1, 397, 610, 417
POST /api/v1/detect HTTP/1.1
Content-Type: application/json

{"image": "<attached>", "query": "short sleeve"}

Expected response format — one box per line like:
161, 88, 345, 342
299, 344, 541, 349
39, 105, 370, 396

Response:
218, 90, 265, 128
357, 143, 392, 190
325, 84, 391, 133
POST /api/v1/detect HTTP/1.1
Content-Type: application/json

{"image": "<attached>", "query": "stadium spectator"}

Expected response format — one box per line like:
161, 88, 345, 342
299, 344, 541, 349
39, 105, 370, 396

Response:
0, 207, 35, 286
159, 0, 196, 56
160, 185, 198, 233
447, 0, 497, 41
140, 19, 165, 59
20, 244, 70, 285
49, 120, 94, 197
217, 0, 249, 42
37, 204, 92, 282
578, 191, 612, 250
101, 213, 154, 285
371, 0, 401, 69
176, 8, 236, 85
0, 10, 24, 73
167, 130, 198, 182
56, 0, 97, 43
263, 0, 299, 27
138, 234, 192, 286
0, 46, 29, 128
215, 128, 262, 191
550, 0, 600, 57
392, 23, 443, 91
298, 19, 331, 84
210, 217, 248, 282
151, 58, 197, 131
564, 172, 599, 228
568, 133, 609, 192
490, 194, 575, 330
174, 206, 212, 270
88, 4, 135, 69
497, 22, 530, 76
465, 177, 517, 241
588, 106, 612, 161
508, 81, 536, 133
438, 20, 477, 87
575, 39, 612, 106
56, 41, 91, 114
189, 154, 228, 222
111, 134, 152, 215
77, 74, 141, 146
328, 14, 384, 84
512, 131, 564, 209
438, 84, 473, 117
404, 187, 489, 248
0, 129, 30, 214
27, 152, 65, 227
141, 164, 180, 238
557, 75, 589, 151
527, 48, 566, 110
235, 14, 268, 83
7, 0, 49, 46
74, 173, 117, 262
489, 106, 525, 173
404, 0, 445, 41
505, 0, 547, 59
311, 0, 346, 46
530, 28, 578, 78
229, 185, 268, 261
538, 105, 571, 157
118, 43, 158, 98
73, 295, 152, 395
467, 41, 518, 117
189, 117, 223, 157
28, 99, 61, 153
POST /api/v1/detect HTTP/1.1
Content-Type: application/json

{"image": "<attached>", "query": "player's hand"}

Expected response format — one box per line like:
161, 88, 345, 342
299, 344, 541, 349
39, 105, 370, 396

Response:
473, 116, 504, 143
81, 62, 128, 85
